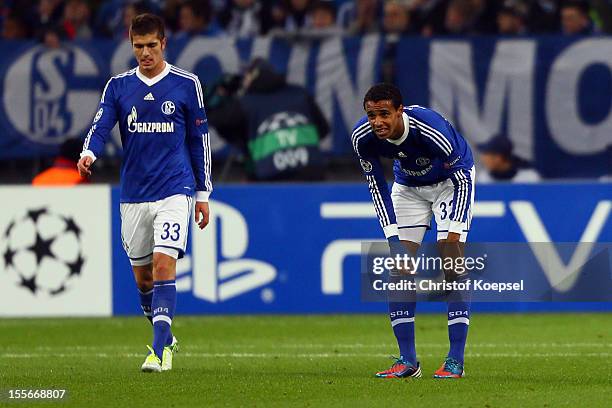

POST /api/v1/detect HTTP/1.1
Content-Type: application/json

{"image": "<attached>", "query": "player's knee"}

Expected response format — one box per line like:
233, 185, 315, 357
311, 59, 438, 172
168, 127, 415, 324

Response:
136, 280, 153, 292
153, 261, 172, 278
132, 265, 153, 291
136, 272, 153, 291
152, 253, 177, 280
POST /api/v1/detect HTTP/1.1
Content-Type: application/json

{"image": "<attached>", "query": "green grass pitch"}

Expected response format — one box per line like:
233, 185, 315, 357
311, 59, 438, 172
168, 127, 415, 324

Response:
1, 313, 610, 407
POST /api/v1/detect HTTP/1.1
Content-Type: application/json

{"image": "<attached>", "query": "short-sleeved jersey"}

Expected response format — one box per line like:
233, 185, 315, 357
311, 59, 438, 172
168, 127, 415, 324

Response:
82, 63, 212, 203
352, 105, 474, 239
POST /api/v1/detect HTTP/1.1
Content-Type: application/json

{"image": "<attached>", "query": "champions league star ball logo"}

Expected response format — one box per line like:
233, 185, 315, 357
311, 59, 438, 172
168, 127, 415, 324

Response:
1, 208, 85, 296
257, 112, 309, 135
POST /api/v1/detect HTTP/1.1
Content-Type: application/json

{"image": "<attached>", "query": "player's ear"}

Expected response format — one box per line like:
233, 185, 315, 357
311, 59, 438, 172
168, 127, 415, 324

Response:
397, 104, 404, 115
160, 37, 167, 51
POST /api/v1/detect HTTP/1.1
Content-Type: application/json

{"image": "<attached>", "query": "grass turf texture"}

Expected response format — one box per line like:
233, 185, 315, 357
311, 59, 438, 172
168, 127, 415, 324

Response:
1, 314, 610, 407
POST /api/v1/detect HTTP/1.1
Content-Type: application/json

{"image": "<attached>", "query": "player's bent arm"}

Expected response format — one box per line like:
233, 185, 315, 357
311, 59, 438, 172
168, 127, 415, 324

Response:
358, 155, 399, 242
80, 77, 119, 165
185, 77, 213, 203
413, 112, 473, 235
352, 129, 399, 242
360, 157, 407, 261
448, 169, 473, 235
189, 98, 212, 231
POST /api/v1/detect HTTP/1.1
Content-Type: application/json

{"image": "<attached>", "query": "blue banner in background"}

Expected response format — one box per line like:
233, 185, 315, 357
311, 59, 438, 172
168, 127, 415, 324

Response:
111, 183, 612, 315
0, 36, 610, 177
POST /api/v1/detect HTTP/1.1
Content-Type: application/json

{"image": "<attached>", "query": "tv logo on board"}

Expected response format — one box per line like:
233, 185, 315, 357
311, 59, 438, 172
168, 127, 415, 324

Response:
320, 200, 611, 295
3, 45, 100, 145
178, 200, 276, 303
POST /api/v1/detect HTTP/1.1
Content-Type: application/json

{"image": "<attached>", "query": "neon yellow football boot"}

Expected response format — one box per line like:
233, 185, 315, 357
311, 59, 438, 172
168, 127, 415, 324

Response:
161, 336, 179, 371
141, 345, 162, 373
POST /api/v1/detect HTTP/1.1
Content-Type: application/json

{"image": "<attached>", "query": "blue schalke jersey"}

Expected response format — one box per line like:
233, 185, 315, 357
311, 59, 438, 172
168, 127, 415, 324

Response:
351, 105, 474, 239
82, 63, 212, 203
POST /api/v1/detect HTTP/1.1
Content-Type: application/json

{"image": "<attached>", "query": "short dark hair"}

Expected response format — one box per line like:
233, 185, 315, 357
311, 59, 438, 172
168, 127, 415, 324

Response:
130, 13, 165, 41
363, 83, 403, 109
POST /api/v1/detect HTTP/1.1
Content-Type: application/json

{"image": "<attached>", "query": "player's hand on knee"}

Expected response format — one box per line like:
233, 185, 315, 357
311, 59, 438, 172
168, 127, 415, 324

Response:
446, 232, 461, 243
389, 240, 416, 276
195, 201, 210, 230
77, 156, 93, 178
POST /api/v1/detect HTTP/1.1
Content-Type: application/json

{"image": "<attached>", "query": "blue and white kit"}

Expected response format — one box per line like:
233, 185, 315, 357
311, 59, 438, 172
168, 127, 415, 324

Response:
81, 62, 212, 263
352, 105, 474, 243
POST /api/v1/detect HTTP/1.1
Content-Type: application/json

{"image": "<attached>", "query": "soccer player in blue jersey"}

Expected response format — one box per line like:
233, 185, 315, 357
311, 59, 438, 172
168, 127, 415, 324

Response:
353, 83, 474, 379
77, 14, 212, 373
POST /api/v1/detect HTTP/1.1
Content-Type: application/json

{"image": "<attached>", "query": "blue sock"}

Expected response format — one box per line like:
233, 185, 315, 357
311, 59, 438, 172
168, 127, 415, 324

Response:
447, 276, 471, 364
151, 280, 176, 359
389, 300, 417, 365
139, 288, 174, 346
138, 288, 154, 323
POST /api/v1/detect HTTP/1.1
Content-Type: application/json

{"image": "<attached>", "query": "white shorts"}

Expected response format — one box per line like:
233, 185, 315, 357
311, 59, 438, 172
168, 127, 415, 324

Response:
120, 194, 194, 266
391, 167, 475, 244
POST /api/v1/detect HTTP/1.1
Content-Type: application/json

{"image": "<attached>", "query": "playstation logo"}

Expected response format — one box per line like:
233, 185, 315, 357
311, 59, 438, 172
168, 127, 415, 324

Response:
181, 200, 276, 302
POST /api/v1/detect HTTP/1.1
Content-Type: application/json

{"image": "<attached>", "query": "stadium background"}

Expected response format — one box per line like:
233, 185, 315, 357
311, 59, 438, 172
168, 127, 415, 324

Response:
0, 1, 610, 406
0, 29, 612, 315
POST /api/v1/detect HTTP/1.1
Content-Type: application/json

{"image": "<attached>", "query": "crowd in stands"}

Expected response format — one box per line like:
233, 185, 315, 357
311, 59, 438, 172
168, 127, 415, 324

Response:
2, 0, 611, 42
0, 0, 608, 183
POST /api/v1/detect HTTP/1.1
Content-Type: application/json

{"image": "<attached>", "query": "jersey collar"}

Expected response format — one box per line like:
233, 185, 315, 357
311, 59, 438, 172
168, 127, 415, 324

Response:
136, 62, 171, 86
386, 111, 410, 145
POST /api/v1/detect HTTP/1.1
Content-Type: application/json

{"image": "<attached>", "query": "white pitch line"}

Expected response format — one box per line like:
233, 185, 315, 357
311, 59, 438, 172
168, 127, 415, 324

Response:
1, 352, 610, 359
220, 342, 612, 349
11, 342, 612, 352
